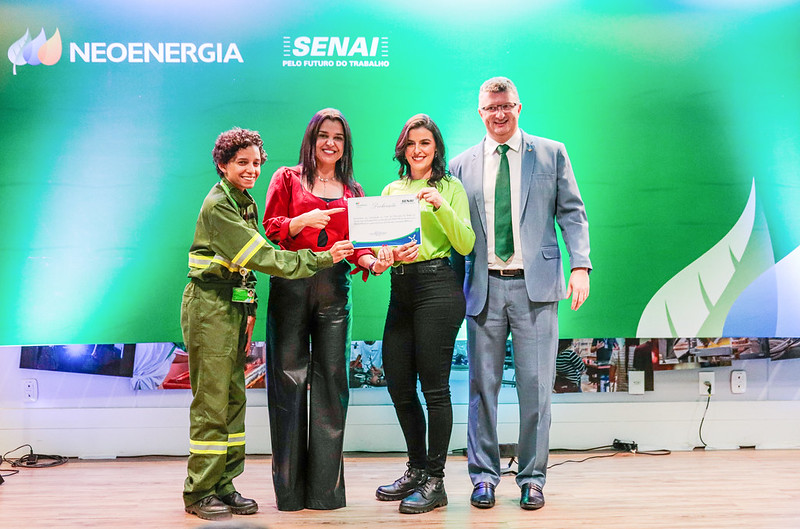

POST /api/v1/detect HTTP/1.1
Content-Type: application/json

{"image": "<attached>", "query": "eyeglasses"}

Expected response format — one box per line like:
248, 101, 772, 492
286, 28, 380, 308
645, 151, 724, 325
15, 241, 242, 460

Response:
480, 102, 518, 114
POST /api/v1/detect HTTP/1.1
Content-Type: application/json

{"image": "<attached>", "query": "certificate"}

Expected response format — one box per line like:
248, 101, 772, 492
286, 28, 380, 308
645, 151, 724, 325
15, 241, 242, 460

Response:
347, 194, 421, 248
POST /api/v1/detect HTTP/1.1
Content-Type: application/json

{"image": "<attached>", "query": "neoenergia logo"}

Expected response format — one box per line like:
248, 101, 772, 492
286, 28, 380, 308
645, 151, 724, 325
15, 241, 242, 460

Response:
7, 26, 244, 75
8, 28, 62, 75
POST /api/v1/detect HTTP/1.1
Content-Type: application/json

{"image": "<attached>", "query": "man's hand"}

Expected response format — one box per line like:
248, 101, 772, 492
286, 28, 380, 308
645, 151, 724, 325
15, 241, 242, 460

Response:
566, 268, 590, 310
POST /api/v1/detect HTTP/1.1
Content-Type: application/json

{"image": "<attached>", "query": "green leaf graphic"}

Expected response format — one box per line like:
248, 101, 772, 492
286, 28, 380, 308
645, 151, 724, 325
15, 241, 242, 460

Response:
636, 179, 774, 337
7, 29, 30, 76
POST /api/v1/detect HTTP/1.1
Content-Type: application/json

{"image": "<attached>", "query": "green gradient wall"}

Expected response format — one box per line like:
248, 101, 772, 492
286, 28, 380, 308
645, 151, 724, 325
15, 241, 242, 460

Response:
2, 0, 799, 345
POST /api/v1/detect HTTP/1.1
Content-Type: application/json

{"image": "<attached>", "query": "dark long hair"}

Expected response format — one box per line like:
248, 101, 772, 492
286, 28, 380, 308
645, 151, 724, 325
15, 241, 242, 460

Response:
298, 108, 358, 194
393, 113, 448, 189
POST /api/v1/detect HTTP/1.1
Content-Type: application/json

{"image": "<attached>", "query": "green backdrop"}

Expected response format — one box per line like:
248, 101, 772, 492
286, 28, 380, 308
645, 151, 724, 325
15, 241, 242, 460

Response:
2, 0, 799, 345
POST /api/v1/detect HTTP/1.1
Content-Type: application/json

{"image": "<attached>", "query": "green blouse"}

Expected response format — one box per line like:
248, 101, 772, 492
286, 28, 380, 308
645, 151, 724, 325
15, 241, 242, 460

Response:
381, 175, 475, 263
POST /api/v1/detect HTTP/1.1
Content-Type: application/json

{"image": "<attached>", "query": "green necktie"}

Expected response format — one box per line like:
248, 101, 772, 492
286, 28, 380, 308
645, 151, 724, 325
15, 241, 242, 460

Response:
494, 144, 514, 261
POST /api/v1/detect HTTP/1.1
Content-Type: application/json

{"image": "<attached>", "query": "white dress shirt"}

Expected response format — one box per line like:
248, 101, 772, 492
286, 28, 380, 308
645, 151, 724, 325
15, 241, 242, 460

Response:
483, 128, 524, 270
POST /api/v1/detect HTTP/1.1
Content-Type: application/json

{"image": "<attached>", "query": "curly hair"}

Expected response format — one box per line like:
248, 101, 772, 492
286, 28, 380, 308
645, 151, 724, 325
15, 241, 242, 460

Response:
212, 127, 267, 178
393, 113, 448, 189
298, 108, 358, 195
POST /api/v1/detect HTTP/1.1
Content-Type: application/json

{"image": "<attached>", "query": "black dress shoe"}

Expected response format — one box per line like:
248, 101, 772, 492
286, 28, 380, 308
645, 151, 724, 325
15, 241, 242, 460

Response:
185, 495, 232, 520
470, 482, 496, 509
399, 476, 448, 514
376, 465, 426, 501
220, 491, 258, 515
520, 483, 545, 510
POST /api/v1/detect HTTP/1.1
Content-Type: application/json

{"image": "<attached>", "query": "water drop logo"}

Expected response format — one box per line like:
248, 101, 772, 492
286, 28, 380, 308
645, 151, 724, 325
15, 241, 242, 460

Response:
8, 27, 62, 75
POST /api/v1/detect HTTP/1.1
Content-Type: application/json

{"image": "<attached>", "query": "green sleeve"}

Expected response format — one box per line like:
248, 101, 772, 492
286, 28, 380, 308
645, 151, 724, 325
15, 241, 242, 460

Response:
433, 179, 475, 256
209, 200, 333, 278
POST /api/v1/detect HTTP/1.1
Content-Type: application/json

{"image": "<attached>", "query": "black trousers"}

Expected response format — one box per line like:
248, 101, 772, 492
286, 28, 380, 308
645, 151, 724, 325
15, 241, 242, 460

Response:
382, 259, 466, 478
266, 262, 350, 511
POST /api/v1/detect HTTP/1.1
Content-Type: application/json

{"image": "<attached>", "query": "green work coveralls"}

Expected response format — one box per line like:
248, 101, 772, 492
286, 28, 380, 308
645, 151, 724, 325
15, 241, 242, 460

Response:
181, 179, 332, 507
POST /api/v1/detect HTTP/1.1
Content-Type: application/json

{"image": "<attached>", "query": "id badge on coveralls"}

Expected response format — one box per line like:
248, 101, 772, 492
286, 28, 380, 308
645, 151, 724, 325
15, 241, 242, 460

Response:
232, 268, 255, 303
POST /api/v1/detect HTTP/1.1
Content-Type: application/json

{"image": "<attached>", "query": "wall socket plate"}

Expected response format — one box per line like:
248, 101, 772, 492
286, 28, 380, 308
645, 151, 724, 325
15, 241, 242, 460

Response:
628, 371, 645, 394
22, 378, 38, 402
731, 370, 746, 394
698, 372, 715, 396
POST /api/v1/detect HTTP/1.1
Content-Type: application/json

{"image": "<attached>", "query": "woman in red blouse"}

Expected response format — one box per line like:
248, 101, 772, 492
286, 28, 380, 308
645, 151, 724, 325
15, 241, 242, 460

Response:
262, 108, 390, 511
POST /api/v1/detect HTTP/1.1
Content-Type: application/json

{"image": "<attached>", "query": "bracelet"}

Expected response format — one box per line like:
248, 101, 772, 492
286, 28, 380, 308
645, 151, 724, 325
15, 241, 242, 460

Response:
369, 259, 382, 276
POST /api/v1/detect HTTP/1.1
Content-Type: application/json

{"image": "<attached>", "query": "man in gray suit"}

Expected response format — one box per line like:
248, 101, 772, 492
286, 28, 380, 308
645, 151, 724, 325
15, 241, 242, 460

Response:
449, 77, 591, 511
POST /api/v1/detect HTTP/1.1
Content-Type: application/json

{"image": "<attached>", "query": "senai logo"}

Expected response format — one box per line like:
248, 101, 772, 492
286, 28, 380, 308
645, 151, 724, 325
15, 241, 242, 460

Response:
282, 36, 389, 68
7, 27, 62, 75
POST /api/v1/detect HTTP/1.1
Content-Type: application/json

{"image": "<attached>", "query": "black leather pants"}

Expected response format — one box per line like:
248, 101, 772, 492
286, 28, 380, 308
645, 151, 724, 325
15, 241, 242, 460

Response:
266, 262, 350, 511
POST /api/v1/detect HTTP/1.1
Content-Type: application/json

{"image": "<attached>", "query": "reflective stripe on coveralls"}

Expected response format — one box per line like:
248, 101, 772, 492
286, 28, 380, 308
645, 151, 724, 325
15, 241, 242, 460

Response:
189, 432, 247, 454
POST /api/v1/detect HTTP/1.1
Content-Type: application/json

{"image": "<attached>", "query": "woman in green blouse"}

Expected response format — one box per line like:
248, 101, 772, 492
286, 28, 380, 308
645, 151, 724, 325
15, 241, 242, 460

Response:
374, 114, 475, 514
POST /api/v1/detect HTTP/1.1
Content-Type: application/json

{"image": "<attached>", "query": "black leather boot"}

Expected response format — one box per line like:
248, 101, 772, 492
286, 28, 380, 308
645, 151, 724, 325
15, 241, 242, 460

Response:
185, 495, 232, 520
220, 491, 258, 515
398, 475, 447, 514
376, 465, 426, 501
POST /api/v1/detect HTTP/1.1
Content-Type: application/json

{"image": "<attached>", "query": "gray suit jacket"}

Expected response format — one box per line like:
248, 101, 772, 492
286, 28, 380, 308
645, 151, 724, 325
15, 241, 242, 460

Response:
449, 130, 591, 316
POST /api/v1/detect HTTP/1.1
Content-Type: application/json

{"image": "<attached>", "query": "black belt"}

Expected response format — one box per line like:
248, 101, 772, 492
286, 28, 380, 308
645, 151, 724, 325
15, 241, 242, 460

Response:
391, 257, 450, 275
489, 268, 524, 278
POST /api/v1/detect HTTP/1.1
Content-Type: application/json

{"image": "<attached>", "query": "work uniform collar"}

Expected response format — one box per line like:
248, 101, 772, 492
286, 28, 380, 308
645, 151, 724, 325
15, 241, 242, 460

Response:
220, 178, 255, 208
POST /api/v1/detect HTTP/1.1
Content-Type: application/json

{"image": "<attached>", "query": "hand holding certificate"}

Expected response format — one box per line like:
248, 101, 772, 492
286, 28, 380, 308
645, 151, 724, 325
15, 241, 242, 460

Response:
347, 194, 422, 248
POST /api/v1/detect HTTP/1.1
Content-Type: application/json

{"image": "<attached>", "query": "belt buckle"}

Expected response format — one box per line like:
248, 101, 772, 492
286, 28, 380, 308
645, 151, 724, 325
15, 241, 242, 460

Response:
395, 264, 405, 275
499, 269, 516, 277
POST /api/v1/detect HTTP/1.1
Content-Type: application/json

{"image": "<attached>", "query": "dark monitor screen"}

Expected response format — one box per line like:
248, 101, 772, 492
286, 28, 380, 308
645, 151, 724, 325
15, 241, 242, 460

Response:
20, 344, 135, 378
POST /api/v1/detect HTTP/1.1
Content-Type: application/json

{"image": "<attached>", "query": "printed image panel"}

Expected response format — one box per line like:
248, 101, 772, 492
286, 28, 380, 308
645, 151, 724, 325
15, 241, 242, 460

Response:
20, 344, 135, 378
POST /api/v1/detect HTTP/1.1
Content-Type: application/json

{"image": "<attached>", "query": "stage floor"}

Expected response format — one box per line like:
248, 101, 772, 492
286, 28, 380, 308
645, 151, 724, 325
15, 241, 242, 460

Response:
1, 449, 799, 528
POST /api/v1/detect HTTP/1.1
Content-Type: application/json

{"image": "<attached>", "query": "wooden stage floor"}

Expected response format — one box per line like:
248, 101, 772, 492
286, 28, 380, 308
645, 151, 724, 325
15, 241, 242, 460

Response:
1, 450, 799, 528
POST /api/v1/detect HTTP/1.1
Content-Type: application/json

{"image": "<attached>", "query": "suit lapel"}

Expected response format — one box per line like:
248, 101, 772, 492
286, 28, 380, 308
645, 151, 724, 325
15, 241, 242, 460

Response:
468, 142, 487, 237
519, 133, 536, 222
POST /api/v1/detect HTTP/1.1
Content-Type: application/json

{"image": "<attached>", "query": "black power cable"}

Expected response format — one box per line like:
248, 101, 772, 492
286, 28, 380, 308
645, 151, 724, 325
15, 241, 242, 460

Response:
547, 451, 621, 469
698, 382, 712, 448
461, 439, 672, 475
546, 441, 670, 469
2, 444, 68, 469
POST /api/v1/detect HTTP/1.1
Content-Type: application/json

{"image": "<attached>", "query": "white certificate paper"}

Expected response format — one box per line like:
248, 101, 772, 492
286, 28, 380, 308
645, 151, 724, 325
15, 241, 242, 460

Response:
347, 194, 421, 248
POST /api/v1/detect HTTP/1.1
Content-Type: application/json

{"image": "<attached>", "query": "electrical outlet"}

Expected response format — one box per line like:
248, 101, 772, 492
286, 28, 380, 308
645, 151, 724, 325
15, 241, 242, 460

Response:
22, 378, 38, 402
628, 371, 645, 394
731, 370, 746, 394
613, 439, 638, 452
698, 372, 714, 396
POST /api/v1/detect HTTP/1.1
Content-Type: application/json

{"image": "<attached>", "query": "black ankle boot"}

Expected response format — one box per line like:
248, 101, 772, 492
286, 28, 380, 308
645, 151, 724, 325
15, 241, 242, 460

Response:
219, 491, 258, 515
376, 465, 426, 501
398, 475, 447, 514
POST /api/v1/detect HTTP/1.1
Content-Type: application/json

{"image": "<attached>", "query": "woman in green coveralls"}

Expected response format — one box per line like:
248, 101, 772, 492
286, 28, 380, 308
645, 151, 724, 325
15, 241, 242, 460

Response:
181, 128, 354, 521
